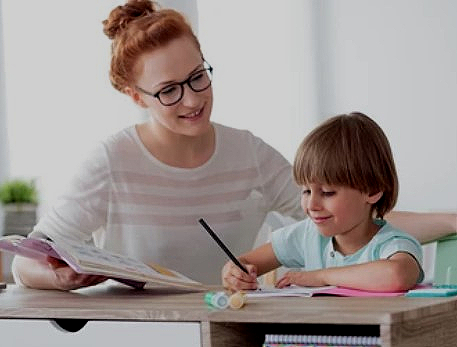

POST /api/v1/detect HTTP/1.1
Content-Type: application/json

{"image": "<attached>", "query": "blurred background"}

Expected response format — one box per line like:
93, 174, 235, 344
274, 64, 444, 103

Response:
0, 0, 456, 282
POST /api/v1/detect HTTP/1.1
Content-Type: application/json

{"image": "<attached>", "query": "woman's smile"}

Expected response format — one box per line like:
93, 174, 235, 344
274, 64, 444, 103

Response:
179, 106, 204, 121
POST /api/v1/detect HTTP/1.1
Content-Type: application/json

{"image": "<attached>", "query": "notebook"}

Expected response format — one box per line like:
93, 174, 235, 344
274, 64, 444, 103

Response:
405, 286, 457, 297
263, 333, 381, 347
246, 285, 407, 298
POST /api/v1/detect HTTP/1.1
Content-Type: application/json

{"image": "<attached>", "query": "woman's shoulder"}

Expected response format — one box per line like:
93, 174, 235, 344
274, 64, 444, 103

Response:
95, 125, 148, 160
78, 126, 141, 170
103, 125, 138, 149
214, 122, 255, 140
214, 122, 281, 156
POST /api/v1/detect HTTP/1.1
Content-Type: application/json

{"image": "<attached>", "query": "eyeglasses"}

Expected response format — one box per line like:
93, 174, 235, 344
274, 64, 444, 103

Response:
136, 61, 213, 106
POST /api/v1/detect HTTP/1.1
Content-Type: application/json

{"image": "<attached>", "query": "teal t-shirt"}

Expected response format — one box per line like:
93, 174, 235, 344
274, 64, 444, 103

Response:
271, 218, 424, 282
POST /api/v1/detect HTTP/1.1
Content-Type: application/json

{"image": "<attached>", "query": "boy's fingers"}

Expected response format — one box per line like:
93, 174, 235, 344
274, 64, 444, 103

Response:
245, 264, 257, 276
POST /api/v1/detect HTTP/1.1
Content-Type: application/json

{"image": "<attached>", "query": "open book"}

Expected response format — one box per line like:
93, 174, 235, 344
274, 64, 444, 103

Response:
0, 234, 205, 290
247, 284, 409, 298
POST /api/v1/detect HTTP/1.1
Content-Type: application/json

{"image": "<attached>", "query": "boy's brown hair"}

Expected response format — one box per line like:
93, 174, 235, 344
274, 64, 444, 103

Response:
293, 112, 398, 218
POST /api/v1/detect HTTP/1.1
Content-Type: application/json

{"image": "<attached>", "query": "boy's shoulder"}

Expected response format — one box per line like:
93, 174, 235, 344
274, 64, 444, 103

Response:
277, 218, 315, 232
373, 219, 421, 246
274, 218, 324, 243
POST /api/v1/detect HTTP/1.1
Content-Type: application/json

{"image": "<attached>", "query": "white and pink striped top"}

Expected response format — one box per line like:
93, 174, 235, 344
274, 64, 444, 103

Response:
30, 123, 304, 284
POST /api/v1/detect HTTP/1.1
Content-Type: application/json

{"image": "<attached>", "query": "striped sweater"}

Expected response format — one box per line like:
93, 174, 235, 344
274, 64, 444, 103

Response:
28, 123, 303, 284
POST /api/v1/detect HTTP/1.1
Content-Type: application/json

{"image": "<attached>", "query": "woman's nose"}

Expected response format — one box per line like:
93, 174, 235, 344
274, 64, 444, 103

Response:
180, 84, 200, 107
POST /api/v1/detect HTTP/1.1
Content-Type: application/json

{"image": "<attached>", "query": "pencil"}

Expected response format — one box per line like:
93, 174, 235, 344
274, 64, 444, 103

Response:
198, 218, 250, 275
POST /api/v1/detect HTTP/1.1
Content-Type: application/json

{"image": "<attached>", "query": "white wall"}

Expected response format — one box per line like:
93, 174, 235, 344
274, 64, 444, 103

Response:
1, 1, 145, 216
199, 0, 456, 213
0, 0, 8, 182
0, 0, 9, 239
314, 0, 457, 212
1, 0, 199, 219
6, 1, 453, 216
198, 0, 457, 282
198, 0, 319, 163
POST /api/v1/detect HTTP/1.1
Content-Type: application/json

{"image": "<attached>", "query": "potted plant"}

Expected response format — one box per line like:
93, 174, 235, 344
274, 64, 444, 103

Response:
0, 179, 38, 236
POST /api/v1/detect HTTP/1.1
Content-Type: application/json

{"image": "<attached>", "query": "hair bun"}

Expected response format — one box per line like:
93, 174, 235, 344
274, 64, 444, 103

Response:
103, 0, 158, 40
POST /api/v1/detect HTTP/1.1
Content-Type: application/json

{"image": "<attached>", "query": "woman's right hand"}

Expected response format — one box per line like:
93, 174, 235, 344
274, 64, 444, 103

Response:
221, 260, 258, 291
47, 256, 107, 291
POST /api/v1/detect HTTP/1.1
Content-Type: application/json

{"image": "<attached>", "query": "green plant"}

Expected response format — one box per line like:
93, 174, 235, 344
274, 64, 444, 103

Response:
0, 179, 38, 205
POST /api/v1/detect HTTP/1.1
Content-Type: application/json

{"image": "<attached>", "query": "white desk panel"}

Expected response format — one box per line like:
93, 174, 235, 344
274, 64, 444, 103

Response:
0, 319, 201, 347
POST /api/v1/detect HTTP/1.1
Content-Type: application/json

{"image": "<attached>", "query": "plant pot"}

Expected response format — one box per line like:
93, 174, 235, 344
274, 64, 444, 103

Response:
2, 203, 37, 236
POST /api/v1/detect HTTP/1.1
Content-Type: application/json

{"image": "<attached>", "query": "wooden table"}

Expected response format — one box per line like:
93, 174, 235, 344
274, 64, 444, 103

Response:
1, 284, 457, 347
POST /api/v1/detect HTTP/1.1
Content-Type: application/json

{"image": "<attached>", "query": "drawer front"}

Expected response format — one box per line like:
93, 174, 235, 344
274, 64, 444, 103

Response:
0, 319, 201, 347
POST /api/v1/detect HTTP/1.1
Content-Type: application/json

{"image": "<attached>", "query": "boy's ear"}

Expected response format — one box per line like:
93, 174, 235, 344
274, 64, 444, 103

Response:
124, 86, 148, 108
367, 191, 383, 205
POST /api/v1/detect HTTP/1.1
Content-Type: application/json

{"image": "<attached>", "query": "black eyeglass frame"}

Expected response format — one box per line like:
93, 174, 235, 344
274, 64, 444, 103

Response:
135, 61, 213, 106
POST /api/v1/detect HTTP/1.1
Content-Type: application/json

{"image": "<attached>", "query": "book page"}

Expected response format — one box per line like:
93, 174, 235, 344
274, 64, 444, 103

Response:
0, 235, 59, 261
51, 238, 202, 287
0, 234, 204, 290
246, 285, 337, 298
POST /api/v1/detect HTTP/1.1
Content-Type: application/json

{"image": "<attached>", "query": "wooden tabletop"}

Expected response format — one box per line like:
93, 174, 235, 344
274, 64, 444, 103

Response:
1, 283, 457, 326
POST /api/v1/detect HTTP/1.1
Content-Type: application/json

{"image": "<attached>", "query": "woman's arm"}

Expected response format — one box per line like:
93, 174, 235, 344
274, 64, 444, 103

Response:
13, 255, 107, 290
276, 252, 420, 292
385, 211, 457, 243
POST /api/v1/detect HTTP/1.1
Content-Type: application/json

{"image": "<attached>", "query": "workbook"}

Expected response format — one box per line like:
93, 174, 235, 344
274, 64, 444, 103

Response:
0, 234, 205, 290
247, 285, 407, 298
263, 333, 381, 346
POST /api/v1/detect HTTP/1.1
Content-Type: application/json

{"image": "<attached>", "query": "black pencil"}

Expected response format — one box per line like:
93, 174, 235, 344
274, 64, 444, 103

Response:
198, 218, 249, 275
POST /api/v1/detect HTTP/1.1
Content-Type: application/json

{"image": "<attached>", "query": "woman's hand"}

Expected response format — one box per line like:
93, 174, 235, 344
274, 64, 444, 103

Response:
221, 260, 258, 292
47, 256, 108, 291
276, 270, 326, 288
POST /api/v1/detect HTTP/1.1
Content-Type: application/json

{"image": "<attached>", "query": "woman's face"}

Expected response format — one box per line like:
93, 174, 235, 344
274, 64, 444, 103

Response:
133, 36, 213, 137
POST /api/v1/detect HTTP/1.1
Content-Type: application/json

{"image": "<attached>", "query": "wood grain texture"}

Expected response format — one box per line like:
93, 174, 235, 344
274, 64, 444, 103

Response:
1, 284, 457, 346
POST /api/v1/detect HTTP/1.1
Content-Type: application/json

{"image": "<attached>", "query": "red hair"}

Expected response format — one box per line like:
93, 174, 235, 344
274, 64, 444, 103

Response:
102, 0, 201, 92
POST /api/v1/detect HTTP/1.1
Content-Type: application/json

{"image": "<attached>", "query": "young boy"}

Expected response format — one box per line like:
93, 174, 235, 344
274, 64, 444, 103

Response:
222, 112, 423, 292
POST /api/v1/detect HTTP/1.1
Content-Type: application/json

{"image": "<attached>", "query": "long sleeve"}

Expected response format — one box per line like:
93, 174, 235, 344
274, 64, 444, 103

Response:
252, 135, 304, 221
31, 143, 110, 243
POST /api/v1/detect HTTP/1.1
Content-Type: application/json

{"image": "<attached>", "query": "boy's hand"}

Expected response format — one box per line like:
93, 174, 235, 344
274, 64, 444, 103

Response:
276, 270, 326, 288
222, 260, 258, 291
47, 256, 108, 291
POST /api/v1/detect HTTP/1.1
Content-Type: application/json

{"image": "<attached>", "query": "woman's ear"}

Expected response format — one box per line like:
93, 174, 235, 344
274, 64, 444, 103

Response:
366, 191, 383, 205
124, 86, 148, 108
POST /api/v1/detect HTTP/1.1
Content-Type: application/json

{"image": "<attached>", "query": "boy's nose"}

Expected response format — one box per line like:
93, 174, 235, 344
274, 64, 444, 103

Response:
306, 193, 322, 211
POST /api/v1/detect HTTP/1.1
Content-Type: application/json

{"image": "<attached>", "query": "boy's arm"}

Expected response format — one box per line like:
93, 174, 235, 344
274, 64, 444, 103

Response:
222, 243, 281, 291
385, 211, 457, 243
239, 243, 282, 276
276, 252, 420, 292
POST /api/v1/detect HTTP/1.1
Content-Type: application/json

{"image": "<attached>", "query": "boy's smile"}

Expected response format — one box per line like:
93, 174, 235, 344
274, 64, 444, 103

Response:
302, 184, 382, 252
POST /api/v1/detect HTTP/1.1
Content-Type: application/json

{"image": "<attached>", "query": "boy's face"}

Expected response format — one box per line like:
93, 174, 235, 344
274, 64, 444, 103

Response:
301, 183, 380, 239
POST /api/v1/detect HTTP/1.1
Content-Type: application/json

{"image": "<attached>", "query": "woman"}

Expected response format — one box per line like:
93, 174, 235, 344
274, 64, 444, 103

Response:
13, 0, 456, 290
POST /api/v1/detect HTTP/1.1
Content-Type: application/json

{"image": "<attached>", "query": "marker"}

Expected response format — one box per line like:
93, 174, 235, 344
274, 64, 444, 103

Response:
204, 291, 229, 309
229, 291, 246, 309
